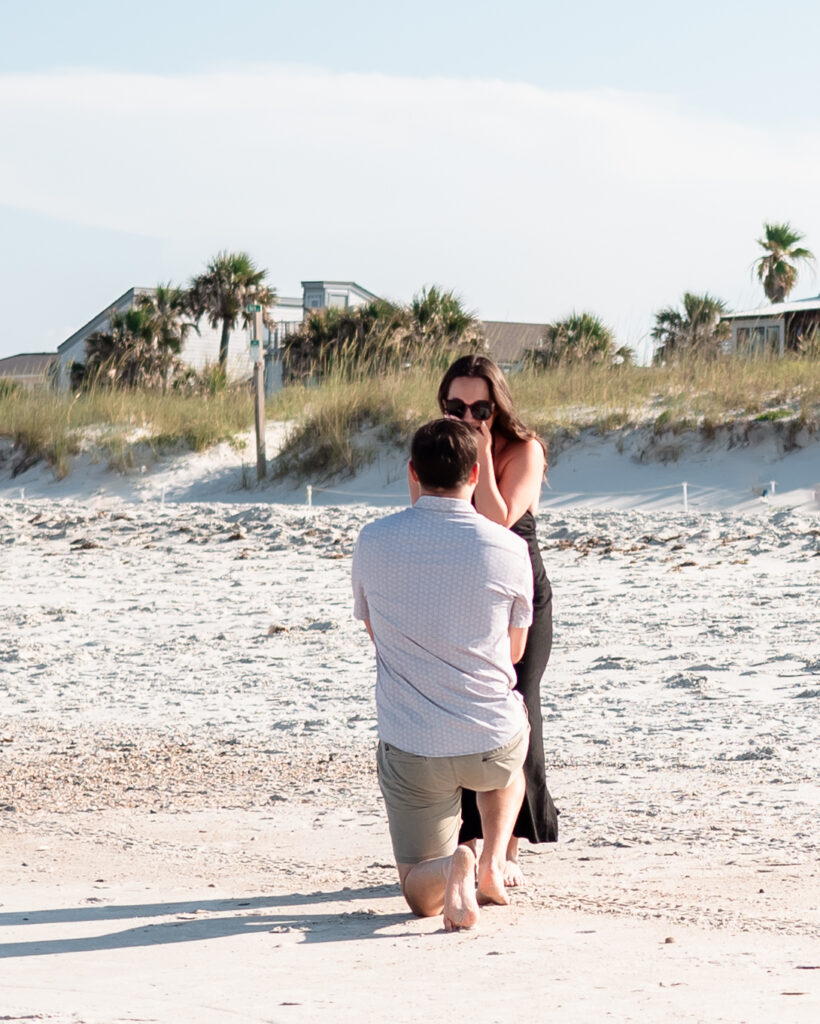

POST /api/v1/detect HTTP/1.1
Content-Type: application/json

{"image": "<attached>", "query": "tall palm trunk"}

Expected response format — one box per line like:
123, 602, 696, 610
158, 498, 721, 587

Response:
219, 319, 231, 371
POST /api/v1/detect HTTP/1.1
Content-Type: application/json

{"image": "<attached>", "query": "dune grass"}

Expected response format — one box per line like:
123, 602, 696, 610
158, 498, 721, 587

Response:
0, 386, 254, 478
268, 357, 820, 479
509, 358, 820, 432
267, 367, 434, 480
2, 356, 818, 482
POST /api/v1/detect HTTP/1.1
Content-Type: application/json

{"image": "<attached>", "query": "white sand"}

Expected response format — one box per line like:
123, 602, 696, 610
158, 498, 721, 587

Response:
1, 426, 819, 1022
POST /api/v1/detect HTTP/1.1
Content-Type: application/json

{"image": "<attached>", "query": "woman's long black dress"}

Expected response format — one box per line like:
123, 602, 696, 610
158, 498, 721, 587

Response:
458, 510, 559, 844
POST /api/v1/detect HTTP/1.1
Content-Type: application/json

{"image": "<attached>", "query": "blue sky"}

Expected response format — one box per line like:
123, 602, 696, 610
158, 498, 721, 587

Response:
2, 0, 820, 360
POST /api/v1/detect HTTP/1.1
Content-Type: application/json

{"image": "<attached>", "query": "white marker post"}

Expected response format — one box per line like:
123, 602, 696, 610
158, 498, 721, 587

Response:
770, 480, 776, 495
248, 304, 266, 482
306, 484, 313, 507
682, 481, 688, 511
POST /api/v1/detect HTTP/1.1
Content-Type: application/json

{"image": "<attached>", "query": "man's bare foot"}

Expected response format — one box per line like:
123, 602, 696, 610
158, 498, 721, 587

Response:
476, 858, 510, 907
443, 846, 480, 931
504, 857, 526, 887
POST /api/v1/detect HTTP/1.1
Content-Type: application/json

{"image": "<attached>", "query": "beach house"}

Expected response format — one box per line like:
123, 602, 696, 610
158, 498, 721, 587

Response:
721, 294, 820, 356
47, 279, 550, 390
55, 281, 377, 391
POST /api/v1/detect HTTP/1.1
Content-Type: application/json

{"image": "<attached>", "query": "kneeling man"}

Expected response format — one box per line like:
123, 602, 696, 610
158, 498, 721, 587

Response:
351, 419, 532, 930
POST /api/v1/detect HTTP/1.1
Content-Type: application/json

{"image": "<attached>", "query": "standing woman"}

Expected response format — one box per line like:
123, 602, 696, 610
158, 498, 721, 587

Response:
433, 354, 558, 885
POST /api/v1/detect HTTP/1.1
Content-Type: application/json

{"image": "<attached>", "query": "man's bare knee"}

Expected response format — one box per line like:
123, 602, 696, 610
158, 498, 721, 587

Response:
402, 889, 439, 918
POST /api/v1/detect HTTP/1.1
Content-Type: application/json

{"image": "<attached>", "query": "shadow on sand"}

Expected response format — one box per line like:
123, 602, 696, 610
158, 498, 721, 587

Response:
0, 883, 414, 958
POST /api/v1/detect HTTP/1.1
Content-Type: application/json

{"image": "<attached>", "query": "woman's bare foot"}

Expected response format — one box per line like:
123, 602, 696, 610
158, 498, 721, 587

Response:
504, 858, 526, 887
443, 846, 480, 931
504, 836, 526, 887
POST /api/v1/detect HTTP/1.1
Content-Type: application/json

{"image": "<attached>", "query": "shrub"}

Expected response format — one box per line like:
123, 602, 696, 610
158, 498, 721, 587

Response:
527, 312, 617, 368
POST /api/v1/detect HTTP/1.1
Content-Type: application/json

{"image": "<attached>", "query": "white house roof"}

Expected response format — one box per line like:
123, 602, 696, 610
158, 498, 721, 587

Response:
58, 287, 154, 353
722, 294, 820, 320
300, 280, 380, 302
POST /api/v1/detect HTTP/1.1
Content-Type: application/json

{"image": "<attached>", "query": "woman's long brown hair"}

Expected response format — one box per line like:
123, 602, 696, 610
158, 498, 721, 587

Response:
437, 354, 547, 461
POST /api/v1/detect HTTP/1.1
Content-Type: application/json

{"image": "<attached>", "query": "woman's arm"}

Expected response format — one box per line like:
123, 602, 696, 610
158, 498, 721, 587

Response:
509, 625, 529, 665
473, 429, 544, 527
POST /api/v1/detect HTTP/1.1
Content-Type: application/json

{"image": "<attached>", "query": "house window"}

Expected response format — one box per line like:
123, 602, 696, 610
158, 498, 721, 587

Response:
736, 322, 781, 356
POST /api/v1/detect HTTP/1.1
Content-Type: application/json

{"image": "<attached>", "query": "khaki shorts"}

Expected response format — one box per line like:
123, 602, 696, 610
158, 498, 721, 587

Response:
377, 726, 529, 865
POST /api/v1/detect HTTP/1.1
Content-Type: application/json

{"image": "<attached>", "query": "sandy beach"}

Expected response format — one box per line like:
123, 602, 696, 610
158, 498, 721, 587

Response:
1, 431, 819, 1022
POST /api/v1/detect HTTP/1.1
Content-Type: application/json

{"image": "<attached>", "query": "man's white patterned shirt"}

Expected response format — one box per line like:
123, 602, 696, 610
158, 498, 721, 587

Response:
352, 495, 532, 756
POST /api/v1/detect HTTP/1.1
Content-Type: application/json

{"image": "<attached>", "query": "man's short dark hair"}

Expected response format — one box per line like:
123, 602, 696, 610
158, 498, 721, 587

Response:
410, 418, 478, 491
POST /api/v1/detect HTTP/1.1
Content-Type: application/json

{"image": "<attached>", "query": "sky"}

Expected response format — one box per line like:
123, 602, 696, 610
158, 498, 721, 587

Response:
2, 0, 820, 362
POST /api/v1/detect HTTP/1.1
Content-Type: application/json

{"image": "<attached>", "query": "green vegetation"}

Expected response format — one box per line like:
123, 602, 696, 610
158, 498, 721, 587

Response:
282, 285, 483, 381
0, 386, 254, 479
83, 284, 194, 389
2, 357, 818, 483
6, 219, 820, 483
651, 293, 730, 363
754, 408, 793, 422
526, 311, 621, 367
188, 251, 276, 372
268, 356, 820, 480
71, 252, 272, 388
755, 222, 815, 303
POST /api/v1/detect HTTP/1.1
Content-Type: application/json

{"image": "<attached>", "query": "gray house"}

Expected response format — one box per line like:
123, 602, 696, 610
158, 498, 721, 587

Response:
722, 294, 820, 356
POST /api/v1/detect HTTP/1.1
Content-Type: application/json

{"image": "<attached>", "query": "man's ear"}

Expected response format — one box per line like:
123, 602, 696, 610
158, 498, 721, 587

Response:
468, 462, 479, 485
408, 460, 419, 483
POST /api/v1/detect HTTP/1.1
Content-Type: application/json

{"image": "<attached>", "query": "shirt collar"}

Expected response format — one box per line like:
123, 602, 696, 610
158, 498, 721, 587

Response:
413, 495, 476, 514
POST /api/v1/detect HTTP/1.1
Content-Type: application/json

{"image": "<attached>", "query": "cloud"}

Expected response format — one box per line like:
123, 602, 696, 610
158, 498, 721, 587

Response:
1, 67, 819, 346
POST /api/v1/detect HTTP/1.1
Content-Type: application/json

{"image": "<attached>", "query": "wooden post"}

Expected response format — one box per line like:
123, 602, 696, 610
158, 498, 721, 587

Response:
247, 304, 266, 482
254, 358, 266, 481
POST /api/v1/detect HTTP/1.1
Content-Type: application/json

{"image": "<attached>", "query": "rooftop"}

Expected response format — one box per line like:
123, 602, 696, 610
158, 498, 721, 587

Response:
0, 352, 58, 376
479, 320, 546, 363
723, 294, 820, 319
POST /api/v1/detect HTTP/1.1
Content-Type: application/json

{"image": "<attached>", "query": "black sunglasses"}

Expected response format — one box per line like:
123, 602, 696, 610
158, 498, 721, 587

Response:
442, 398, 495, 422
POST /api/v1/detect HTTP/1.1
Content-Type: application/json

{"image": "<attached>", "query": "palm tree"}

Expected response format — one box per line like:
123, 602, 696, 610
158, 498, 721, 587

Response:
755, 222, 815, 303
409, 286, 483, 350
136, 284, 196, 359
188, 252, 276, 372
651, 292, 730, 363
283, 299, 405, 380
282, 286, 483, 380
84, 305, 185, 388
529, 312, 616, 367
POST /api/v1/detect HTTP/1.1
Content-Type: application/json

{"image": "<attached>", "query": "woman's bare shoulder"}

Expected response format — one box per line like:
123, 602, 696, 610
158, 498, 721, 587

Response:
495, 435, 545, 472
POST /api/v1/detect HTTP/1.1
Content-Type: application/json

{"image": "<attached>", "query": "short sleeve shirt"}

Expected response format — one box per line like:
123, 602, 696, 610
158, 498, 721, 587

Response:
351, 495, 532, 756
